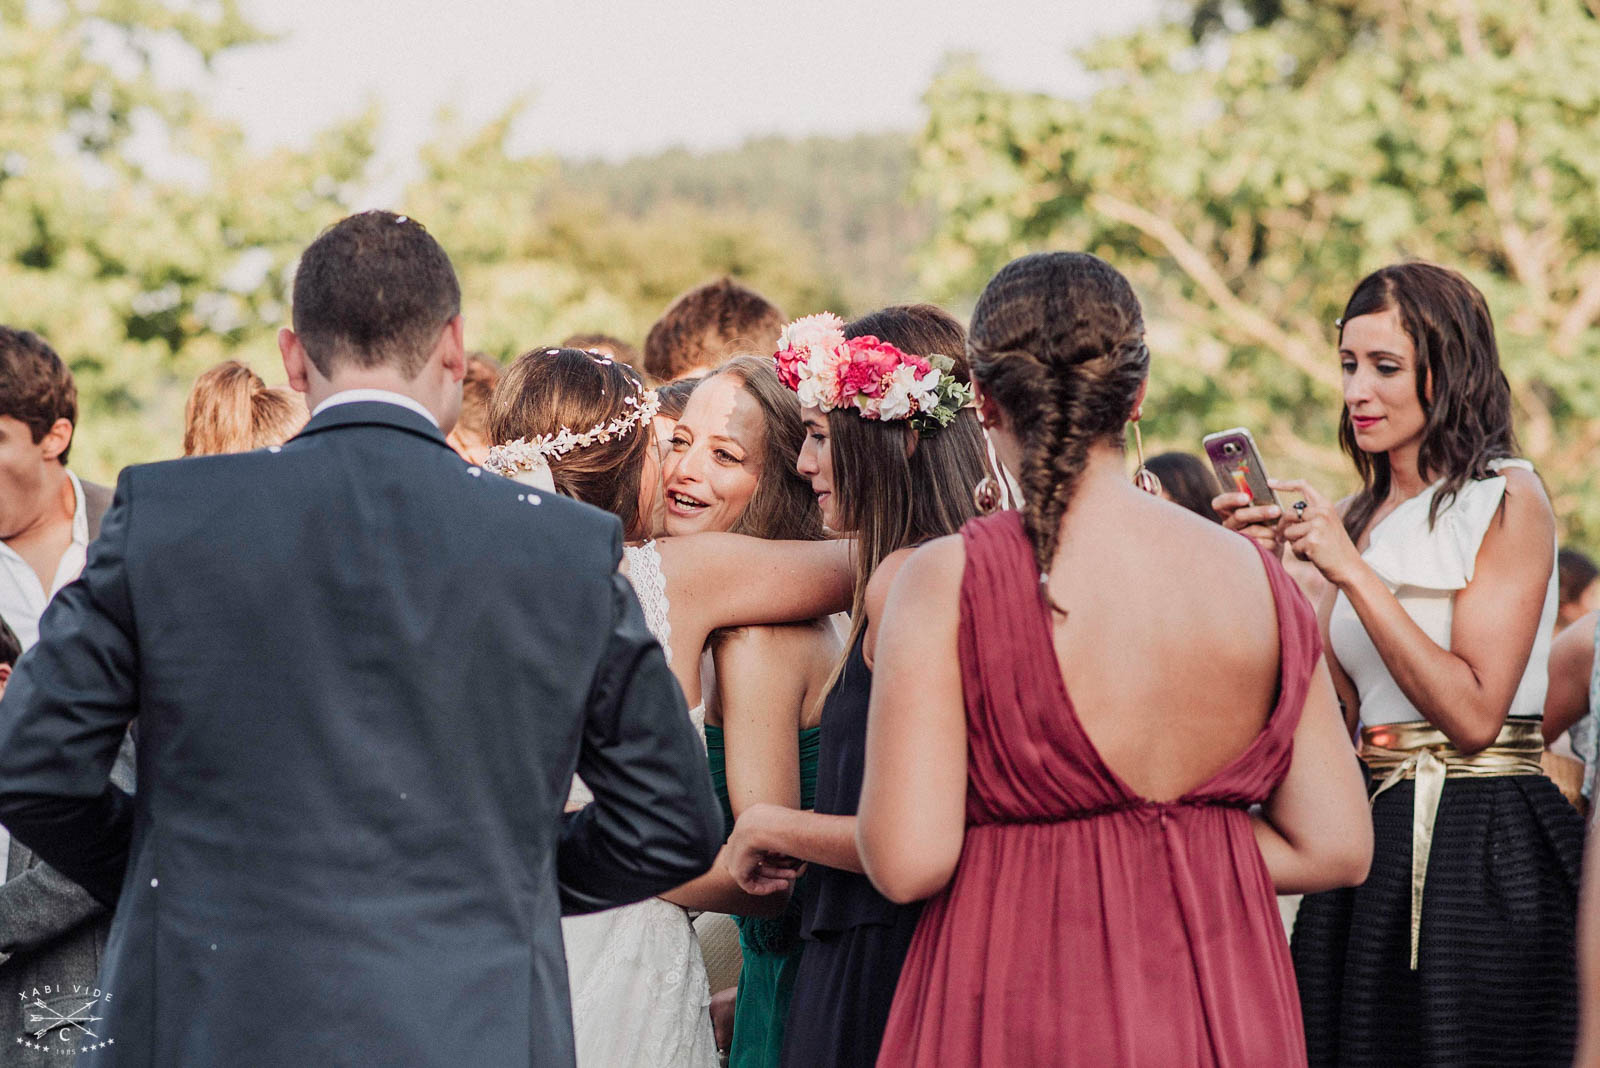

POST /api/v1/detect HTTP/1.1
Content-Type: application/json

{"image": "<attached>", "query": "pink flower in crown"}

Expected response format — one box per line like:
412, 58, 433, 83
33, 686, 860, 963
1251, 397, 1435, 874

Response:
838, 336, 925, 404
774, 347, 804, 391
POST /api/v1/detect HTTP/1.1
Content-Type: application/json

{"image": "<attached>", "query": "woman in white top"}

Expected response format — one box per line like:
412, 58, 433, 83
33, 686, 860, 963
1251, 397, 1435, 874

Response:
483, 348, 852, 1068
1220, 262, 1585, 1067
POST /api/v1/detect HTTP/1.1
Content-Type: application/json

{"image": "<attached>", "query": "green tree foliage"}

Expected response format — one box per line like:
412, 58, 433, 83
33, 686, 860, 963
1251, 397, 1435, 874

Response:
0, 0, 372, 478
914, 0, 1600, 548
1, 1, 913, 474
405, 111, 869, 365
556, 133, 932, 315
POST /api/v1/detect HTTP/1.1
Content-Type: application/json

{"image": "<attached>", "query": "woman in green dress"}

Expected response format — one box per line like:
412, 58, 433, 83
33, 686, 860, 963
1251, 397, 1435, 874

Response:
659, 357, 841, 1067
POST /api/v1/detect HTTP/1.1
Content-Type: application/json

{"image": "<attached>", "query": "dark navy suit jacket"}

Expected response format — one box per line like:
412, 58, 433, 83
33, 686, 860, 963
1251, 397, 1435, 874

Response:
0, 401, 722, 1066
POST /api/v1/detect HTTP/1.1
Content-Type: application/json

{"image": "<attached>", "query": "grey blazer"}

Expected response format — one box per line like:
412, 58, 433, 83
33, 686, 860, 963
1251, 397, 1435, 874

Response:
0, 478, 121, 1065
0, 735, 134, 1064
0, 404, 723, 1066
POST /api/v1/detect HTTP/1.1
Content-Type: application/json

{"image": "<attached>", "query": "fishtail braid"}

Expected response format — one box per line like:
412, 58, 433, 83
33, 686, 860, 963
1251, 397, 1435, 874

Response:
969, 252, 1150, 576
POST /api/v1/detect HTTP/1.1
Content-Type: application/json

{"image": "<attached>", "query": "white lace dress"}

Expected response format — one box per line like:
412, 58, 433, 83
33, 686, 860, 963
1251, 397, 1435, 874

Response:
561, 541, 718, 1067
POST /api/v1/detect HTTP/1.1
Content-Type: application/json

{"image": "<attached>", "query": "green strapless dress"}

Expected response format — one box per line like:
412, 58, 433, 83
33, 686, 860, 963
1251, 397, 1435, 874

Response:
704, 723, 821, 1068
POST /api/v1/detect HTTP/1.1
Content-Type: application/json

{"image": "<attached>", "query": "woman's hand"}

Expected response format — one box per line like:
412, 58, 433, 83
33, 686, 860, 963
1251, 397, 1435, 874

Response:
1272, 479, 1363, 588
1214, 491, 1285, 557
724, 802, 805, 895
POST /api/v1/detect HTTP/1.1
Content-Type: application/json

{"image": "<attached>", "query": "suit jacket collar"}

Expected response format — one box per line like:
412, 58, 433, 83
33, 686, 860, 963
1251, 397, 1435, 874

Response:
293, 400, 453, 452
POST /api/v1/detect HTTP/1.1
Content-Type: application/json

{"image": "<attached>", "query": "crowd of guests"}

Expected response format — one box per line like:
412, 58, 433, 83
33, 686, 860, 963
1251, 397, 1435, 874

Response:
1, 209, 1599, 1067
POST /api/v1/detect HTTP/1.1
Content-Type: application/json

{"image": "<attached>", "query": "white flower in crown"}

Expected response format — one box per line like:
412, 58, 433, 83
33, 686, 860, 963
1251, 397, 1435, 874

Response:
779, 312, 847, 360
877, 363, 939, 421
794, 362, 829, 410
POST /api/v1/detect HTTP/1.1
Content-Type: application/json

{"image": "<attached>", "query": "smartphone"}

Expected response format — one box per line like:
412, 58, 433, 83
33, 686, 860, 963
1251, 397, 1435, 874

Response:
1202, 427, 1278, 507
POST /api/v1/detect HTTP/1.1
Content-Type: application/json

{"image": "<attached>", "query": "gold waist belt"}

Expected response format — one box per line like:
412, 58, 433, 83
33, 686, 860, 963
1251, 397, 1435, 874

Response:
1361, 718, 1545, 970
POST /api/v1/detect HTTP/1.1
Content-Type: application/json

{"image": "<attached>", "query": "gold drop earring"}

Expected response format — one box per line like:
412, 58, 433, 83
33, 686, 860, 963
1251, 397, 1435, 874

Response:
1131, 417, 1161, 496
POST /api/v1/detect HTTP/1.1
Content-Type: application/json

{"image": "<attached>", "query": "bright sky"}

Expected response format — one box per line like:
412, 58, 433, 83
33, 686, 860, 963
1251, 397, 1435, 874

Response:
205, 0, 1164, 176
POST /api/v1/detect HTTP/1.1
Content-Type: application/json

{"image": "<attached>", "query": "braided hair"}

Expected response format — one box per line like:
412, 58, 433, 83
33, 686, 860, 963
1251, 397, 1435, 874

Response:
968, 252, 1150, 574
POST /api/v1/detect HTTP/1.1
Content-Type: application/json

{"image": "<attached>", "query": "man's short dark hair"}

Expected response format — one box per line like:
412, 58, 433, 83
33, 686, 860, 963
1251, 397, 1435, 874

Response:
643, 278, 784, 382
0, 614, 20, 668
291, 211, 461, 379
1559, 547, 1599, 609
0, 326, 77, 465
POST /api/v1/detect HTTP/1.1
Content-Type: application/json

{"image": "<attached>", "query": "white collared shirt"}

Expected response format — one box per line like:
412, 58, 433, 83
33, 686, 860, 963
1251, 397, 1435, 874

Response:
0, 469, 89, 654
0, 468, 89, 878
311, 389, 439, 428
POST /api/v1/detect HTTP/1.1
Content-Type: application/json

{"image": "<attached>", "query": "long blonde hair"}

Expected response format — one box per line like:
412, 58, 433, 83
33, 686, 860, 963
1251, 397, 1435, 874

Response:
183, 361, 307, 456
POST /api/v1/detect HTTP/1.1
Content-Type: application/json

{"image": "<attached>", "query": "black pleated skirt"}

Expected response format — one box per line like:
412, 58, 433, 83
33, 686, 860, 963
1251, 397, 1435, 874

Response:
780, 905, 922, 1068
1291, 773, 1585, 1067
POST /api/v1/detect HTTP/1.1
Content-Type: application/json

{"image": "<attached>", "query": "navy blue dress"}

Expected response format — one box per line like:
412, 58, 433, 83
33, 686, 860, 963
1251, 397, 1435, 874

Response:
781, 633, 923, 1068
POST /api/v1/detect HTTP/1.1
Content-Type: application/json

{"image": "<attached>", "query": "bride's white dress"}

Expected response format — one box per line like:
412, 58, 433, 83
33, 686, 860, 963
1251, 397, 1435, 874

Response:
562, 541, 718, 1067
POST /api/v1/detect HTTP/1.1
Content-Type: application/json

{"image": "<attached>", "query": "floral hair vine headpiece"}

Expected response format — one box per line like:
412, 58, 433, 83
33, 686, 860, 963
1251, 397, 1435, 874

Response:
482, 349, 661, 492
772, 313, 974, 435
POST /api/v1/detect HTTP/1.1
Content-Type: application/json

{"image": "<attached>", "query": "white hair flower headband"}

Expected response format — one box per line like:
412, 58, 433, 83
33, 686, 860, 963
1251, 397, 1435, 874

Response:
482, 349, 661, 492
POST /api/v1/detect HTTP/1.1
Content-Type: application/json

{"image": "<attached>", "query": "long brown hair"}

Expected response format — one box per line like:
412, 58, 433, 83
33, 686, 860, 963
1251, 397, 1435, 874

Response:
1336, 262, 1517, 541
703, 356, 824, 542
829, 304, 989, 658
487, 348, 655, 539
183, 361, 307, 456
967, 253, 1150, 573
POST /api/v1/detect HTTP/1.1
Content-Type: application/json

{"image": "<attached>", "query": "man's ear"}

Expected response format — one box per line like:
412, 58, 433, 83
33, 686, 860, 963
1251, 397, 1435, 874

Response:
280, 328, 312, 394
440, 315, 467, 383
38, 417, 73, 463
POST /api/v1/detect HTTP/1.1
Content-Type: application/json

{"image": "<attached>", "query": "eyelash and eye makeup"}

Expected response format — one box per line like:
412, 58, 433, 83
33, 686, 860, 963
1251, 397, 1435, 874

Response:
1339, 360, 1403, 376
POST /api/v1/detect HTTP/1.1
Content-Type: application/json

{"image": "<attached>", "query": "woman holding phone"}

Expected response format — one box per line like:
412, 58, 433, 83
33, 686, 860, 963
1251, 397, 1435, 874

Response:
1218, 262, 1585, 1067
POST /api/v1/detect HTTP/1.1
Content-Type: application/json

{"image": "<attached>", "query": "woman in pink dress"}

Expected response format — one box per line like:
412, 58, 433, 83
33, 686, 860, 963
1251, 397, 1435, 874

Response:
856, 251, 1374, 1066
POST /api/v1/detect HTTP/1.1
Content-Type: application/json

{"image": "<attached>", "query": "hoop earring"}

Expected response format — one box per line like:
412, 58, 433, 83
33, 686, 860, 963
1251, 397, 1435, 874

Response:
973, 475, 1002, 515
1131, 420, 1161, 496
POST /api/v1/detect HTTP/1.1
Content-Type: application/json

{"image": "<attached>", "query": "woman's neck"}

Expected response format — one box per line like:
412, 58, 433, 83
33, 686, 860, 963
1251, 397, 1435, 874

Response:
1385, 439, 1431, 500
1045, 442, 1143, 516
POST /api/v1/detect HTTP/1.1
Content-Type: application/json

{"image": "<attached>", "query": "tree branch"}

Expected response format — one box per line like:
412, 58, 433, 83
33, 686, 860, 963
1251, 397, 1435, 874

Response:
1553, 263, 1600, 356
1456, 0, 1553, 314
1087, 191, 1336, 394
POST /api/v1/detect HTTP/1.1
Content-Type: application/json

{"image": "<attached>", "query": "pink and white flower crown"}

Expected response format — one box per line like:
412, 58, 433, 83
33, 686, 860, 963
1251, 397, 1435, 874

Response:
772, 313, 973, 434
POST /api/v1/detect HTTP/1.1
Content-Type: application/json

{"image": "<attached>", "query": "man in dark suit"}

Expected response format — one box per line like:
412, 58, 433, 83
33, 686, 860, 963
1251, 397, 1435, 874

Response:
0, 211, 723, 1065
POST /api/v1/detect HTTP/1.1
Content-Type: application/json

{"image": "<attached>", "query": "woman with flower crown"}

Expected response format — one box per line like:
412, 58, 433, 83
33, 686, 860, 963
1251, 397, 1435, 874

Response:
720, 305, 990, 1068
483, 348, 853, 1068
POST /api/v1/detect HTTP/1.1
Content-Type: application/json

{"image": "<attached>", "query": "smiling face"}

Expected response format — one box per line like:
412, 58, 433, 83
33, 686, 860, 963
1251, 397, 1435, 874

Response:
1340, 305, 1429, 461
662, 374, 765, 535
796, 405, 844, 532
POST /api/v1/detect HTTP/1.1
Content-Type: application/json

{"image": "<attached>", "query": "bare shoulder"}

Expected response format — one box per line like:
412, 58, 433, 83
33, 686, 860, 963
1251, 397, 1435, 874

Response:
1160, 504, 1279, 637
1552, 610, 1599, 673
1499, 465, 1554, 520
866, 536, 965, 621
1482, 466, 1555, 559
